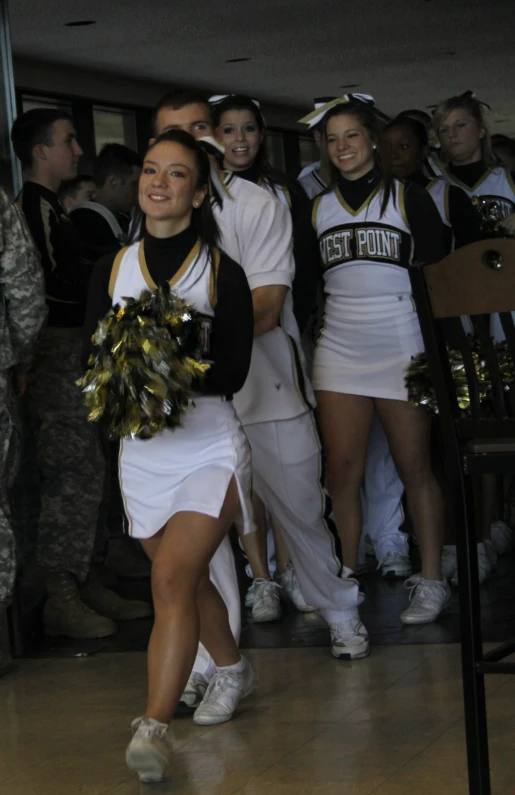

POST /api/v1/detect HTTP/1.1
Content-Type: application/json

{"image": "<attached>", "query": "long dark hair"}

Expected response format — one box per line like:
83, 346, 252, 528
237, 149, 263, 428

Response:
322, 102, 394, 216
136, 130, 220, 261
212, 94, 305, 201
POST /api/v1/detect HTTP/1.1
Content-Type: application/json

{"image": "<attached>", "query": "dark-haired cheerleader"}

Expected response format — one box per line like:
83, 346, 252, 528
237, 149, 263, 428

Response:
83, 130, 254, 783
383, 115, 481, 252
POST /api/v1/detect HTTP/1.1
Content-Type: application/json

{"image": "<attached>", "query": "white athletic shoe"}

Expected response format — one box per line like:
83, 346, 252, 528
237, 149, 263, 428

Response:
126, 717, 170, 782
330, 617, 370, 660
252, 579, 281, 622
451, 543, 492, 586
491, 521, 513, 555
378, 551, 412, 579
276, 564, 317, 612
400, 576, 451, 624
178, 672, 209, 712
244, 582, 255, 608
193, 657, 255, 726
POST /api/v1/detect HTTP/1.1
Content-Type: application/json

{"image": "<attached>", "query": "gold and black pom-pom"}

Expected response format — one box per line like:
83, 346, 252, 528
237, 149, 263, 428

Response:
77, 283, 210, 440
405, 340, 514, 415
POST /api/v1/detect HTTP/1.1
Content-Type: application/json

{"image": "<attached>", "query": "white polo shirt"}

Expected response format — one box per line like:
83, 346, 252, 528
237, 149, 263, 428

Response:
212, 168, 315, 426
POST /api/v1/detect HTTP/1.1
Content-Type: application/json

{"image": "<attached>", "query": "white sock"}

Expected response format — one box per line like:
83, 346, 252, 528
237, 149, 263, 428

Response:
216, 656, 246, 674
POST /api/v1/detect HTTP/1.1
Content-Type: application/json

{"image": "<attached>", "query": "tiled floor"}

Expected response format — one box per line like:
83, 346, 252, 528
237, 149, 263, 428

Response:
1, 644, 514, 794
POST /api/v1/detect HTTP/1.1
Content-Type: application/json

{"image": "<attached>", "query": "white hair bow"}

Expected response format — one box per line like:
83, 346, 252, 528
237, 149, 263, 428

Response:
209, 94, 261, 109
298, 94, 375, 129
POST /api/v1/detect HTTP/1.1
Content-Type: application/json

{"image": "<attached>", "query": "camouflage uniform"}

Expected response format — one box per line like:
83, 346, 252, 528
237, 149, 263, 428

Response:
29, 327, 105, 582
0, 189, 47, 607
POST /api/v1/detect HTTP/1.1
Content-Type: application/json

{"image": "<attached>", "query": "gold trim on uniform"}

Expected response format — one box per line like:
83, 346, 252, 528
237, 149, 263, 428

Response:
335, 182, 382, 218
441, 166, 494, 193
108, 246, 128, 298
208, 248, 221, 309
138, 239, 202, 290
312, 195, 322, 231
398, 182, 409, 229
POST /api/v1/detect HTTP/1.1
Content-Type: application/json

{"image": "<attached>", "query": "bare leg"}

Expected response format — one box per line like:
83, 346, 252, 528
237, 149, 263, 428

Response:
139, 478, 241, 724
271, 515, 291, 575
376, 399, 444, 581
236, 492, 270, 580
315, 391, 374, 572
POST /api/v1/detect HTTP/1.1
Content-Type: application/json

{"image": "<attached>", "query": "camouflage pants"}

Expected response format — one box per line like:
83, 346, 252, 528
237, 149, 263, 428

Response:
0, 371, 21, 607
28, 329, 104, 582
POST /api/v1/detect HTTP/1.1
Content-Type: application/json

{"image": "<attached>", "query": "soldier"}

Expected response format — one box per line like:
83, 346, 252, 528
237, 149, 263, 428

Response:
11, 108, 150, 639
0, 187, 47, 674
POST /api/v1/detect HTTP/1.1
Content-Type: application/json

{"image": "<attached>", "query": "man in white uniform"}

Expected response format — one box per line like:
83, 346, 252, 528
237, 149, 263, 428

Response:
151, 90, 368, 724
299, 97, 411, 578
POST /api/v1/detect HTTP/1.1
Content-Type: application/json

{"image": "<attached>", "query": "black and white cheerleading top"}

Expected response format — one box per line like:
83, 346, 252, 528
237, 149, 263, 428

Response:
311, 170, 446, 304
83, 226, 254, 398
440, 161, 515, 220
407, 173, 481, 253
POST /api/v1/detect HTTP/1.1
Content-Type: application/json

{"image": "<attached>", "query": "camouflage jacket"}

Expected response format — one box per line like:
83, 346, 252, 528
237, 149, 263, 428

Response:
0, 187, 47, 371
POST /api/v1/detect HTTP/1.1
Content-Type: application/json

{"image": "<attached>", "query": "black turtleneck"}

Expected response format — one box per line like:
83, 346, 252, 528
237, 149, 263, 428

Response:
407, 171, 481, 251
83, 226, 254, 397
449, 160, 515, 189
233, 162, 262, 185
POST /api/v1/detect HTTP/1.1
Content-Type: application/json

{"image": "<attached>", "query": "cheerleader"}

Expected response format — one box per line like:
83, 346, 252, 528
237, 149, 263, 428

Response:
306, 96, 451, 625
382, 116, 481, 251
83, 130, 255, 782
434, 92, 515, 237
434, 92, 515, 578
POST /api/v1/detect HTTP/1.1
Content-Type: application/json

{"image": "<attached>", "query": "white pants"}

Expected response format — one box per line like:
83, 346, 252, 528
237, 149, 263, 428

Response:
246, 411, 361, 623
192, 410, 361, 679
361, 414, 408, 562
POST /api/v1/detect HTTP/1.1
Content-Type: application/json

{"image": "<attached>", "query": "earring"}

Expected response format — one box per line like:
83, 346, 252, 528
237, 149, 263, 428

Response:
372, 144, 377, 150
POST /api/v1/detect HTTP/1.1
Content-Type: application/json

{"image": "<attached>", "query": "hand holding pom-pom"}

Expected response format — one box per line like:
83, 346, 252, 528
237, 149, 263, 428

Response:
77, 283, 210, 440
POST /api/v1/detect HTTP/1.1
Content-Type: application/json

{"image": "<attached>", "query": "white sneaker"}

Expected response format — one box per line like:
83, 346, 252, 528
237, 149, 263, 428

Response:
193, 657, 255, 726
252, 579, 281, 623
441, 545, 457, 580
491, 521, 513, 555
378, 551, 412, 579
178, 672, 209, 712
451, 542, 492, 586
126, 717, 170, 782
276, 565, 317, 613
400, 576, 451, 624
330, 617, 370, 660
244, 582, 255, 608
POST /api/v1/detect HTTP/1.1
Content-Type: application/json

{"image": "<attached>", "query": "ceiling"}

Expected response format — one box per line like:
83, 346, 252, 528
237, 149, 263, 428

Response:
8, 0, 515, 134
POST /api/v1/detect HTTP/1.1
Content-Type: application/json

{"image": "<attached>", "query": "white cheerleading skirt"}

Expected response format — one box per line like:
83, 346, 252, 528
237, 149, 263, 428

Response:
119, 397, 254, 539
313, 293, 424, 401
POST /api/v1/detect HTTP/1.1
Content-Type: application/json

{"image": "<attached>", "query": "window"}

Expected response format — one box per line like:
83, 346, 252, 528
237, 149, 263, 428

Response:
22, 94, 72, 115
299, 135, 319, 170
266, 131, 286, 171
93, 106, 137, 154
